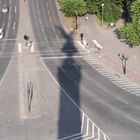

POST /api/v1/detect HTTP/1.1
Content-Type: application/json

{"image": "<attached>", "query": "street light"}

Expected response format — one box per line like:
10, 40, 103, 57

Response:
118, 53, 128, 74
101, 3, 104, 26
75, 11, 78, 29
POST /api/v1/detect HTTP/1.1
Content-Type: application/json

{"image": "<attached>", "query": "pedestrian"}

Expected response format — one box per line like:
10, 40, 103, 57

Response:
25, 41, 28, 47
86, 43, 89, 49
80, 33, 84, 44
29, 41, 32, 48
85, 16, 88, 24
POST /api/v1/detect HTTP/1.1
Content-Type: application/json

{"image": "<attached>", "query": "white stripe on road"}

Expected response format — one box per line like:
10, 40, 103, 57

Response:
81, 113, 85, 133
6, 0, 12, 38
0, 57, 13, 87
18, 43, 22, 53
49, 18, 52, 23
84, 124, 95, 140
127, 116, 140, 125
48, 10, 50, 16
0, 38, 17, 42
30, 43, 34, 52
41, 55, 82, 60
77, 41, 90, 53
14, 6, 17, 13
13, 22, 16, 30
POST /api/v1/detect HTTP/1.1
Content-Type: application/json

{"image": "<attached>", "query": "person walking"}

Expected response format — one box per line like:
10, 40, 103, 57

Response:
85, 16, 88, 24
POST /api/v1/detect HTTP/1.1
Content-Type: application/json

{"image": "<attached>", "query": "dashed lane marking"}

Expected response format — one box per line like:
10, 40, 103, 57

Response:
14, 6, 17, 13
13, 22, 16, 30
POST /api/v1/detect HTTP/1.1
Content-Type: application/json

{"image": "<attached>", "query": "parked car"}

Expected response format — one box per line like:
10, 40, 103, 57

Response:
0, 28, 4, 39
2, 4, 8, 13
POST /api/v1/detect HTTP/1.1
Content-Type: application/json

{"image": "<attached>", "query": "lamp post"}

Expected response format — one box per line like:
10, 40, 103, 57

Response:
75, 11, 78, 29
101, 3, 104, 26
118, 53, 128, 74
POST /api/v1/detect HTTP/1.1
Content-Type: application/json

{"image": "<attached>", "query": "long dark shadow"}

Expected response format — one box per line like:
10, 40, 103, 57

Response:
57, 27, 82, 139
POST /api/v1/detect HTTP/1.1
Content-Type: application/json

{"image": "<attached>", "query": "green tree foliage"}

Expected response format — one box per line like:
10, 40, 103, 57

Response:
58, 0, 87, 16
102, 1, 121, 23
85, 0, 100, 14
85, 0, 121, 23
113, 0, 123, 6
120, 0, 140, 47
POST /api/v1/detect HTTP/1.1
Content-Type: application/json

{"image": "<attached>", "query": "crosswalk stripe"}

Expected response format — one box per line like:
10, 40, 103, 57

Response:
30, 43, 34, 52
112, 80, 134, 84
18, 43, 22, 53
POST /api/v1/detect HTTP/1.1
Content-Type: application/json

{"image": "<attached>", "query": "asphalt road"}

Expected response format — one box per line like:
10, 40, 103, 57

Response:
0, 0, 140, 140
0, 0, 19, 82
28, 0, 140, 140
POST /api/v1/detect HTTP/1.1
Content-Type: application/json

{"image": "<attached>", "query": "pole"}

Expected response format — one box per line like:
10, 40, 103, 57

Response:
75, 15, 77, 29
101, 3, 104, 26
75, 11, 78, 29
118, 53, 128, 74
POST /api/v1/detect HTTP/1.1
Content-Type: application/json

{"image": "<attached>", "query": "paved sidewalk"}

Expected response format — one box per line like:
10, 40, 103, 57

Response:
70, 15, 140, 85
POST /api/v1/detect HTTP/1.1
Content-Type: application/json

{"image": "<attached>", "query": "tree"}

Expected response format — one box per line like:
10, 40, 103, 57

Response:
120, 0, 140, 47
58, 0, 87, 16
85, 0, 100, 14
85, 0, 121, 23
102, 0, 121, 23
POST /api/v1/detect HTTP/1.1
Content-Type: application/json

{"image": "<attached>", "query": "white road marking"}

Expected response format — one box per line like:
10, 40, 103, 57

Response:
59, 133, 81, 140
37, 9, 40, 16
86, 118, 90, 136
127, 116, 140, 125
77, 41, 90, 53
59, 66, 65, 72
84, 124, 95, 140
5, 0, 12, 38
30, 43, 35, 52
45, 35, 48, 41
46, 3, 48, 7
41, 26, 44, 33
73, 63, 79, 69
39, 18, 41, 24
14, 6, 17, 13
13, 22, 16, 30
77, 41, 85, 49
104, 133, 107, 140
18, 43, 22, 53
49, 18, 52, 23
2, 22, 4, 28
81, 113, 84, 133
56, 35, 59, 40
48, 10, 50, 16
52, 26, 55, 32
0, 57, 13, 87
36, 1, 39, 8
0, 38, 17, 41
41, 56, 82, 60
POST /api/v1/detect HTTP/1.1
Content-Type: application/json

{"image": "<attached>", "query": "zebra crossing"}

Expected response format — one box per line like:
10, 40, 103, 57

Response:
84, 54, 140, 96
17, 42, 88, 57
59, 113, 110, 140
35, 49, 88, 57
15, 41, 140, 96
